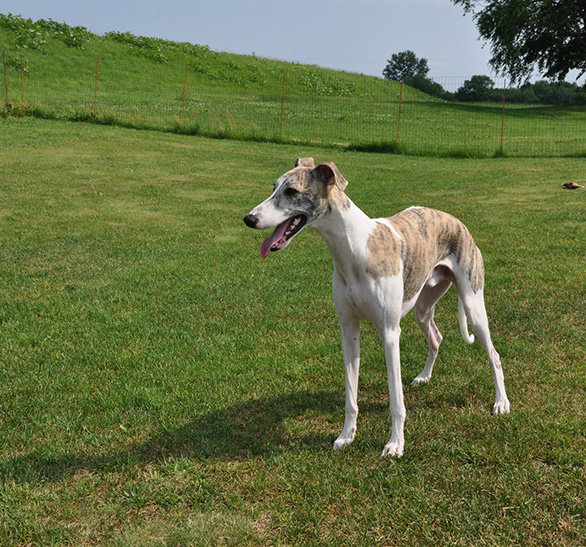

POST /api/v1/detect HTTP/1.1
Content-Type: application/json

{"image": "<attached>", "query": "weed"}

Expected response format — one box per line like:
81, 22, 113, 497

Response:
347, 140, 404, 154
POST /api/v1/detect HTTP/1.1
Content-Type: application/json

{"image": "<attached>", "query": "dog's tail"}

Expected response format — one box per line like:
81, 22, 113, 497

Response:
458, 296, 475, 344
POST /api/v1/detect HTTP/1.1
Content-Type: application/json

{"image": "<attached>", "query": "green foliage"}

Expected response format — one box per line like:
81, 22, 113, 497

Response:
453, 77, 586, 105
105, 31, 169, 63
455, 75, 498, 102
404, 74, 450, 100
36, 18, 92, 49
300, 68, 358, 97
532, 80, 585, 105
105, 31, 212, 64
505, 80, 586, 106
0, 12, 91, 50
383, 50, 430, 81
0, 13, 47, 50
451, 0, 586, 83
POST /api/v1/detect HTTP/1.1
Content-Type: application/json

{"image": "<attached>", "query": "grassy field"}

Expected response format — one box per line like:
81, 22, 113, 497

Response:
2, 16, 586, 157
1, 116, 585, 545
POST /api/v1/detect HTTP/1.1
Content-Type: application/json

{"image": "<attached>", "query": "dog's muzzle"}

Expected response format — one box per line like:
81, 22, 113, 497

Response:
244, 212, 307, 258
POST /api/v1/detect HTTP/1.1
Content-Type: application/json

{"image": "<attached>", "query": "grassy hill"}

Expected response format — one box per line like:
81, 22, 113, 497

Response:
0, 13, 406, 96
1, 13, 585, 157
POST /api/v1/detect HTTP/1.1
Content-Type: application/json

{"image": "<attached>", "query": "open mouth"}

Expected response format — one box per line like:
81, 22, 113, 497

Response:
260, 215, 306, 258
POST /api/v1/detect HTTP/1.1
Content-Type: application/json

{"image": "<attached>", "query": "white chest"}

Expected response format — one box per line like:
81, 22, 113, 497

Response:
333, 266, 404, 326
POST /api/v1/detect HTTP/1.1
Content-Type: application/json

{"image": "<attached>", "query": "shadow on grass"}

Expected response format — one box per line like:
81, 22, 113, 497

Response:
2, 389, 383, 484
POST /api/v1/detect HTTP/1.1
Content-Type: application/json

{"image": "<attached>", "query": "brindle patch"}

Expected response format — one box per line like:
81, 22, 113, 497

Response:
329, 186, 351, 210
280, 163, 351, 214
388, 207, 484, 301
295, 157, 315, 168
365, 223, 402, 278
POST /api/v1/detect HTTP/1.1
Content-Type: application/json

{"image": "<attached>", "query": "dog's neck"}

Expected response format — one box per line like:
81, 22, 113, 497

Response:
311, 197, 376, 278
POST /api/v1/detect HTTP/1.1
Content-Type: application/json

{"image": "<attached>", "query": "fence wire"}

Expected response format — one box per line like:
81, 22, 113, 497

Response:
3, 51, 586, 157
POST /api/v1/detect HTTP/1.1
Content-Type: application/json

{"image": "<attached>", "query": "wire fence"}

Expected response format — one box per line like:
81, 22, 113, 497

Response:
3, 50, 586, 157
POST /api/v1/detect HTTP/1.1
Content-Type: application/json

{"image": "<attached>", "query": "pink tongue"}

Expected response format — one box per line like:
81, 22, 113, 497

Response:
260, 219, 290, 258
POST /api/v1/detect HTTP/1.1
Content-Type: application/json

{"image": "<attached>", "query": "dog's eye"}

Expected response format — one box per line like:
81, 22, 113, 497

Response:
284, 187, 299, 197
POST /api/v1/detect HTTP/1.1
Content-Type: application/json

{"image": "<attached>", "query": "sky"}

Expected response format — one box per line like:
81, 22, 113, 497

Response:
2, 0, 583, 85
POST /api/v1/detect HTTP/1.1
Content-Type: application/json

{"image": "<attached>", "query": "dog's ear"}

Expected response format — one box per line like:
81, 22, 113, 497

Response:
315, 162, 348, 192
295, 157, 315, 168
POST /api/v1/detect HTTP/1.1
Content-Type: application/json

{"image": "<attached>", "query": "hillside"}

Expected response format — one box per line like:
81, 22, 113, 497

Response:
0, 14, 404, 99
2, 13, 585, 157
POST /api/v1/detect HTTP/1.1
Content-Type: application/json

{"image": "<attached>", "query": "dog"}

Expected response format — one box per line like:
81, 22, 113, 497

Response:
243, 158, 510, 457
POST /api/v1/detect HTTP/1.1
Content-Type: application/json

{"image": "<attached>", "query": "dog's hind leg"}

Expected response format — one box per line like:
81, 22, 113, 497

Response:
460, 288, 510, 414
411, 278, 452, 386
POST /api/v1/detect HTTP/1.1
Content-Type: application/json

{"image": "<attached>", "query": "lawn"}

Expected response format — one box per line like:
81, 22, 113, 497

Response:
0, 117, 585, 545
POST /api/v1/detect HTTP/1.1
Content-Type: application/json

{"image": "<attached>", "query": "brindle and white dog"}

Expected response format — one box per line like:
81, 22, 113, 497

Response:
244, 158, 510, 457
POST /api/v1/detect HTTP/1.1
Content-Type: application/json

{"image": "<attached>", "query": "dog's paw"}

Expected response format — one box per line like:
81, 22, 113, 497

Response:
493, 398, 510, 415
381, 442, 403, 458
411, 375, 431, 387
333, 424, 356, 451
333, 435, 354, 451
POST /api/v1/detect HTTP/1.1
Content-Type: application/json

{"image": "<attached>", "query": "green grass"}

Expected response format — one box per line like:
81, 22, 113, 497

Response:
1, 117, 586, 545
1, 16, 586, 157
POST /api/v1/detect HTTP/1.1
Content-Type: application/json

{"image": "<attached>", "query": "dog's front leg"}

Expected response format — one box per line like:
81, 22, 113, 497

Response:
333, 293, 361, 451
380, 326, 406, 457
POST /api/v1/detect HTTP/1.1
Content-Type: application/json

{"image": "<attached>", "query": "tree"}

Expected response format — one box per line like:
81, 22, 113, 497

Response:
382, 50, 429, 81
455, 75, 497, 102
451, 0, 586, 83
382, 51, 445, 98
406, 74, 450, 99
532, 80, 581, 105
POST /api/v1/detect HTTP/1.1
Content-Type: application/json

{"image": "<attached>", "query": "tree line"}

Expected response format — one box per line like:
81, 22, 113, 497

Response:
451, 0, 585, 85
384, 1, 585, 105
384, 51, 586, 106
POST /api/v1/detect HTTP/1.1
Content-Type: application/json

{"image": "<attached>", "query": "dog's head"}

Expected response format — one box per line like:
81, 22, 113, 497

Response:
243, 158, 349, 257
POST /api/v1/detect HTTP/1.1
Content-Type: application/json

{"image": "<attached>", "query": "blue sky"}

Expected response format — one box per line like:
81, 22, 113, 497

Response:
3, 0, 583, 84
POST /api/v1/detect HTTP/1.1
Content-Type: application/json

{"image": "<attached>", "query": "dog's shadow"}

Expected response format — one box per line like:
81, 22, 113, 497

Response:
2, 390, 358, 484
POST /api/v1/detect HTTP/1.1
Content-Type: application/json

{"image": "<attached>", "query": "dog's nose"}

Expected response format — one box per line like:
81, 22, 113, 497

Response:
243, 213, 258, 228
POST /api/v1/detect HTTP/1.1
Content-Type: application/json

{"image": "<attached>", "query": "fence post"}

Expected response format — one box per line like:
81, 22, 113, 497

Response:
500, 80, 506, 153
2, 52, 9, 110
93, 58, 99, 118
396, 80, 403, 144
280, 73, 286, 140
20, 52, 24, 104
179, 65, 189, 123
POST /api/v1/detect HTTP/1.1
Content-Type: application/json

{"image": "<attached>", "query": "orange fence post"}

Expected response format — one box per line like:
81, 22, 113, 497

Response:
500, 81, 506, 152
93, 58, 99, 118
396, 80, 403, 144
179, 65, 189, 123
280, 73, 286, 140
2, 52, 9, 110
20, 52, 24, 103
